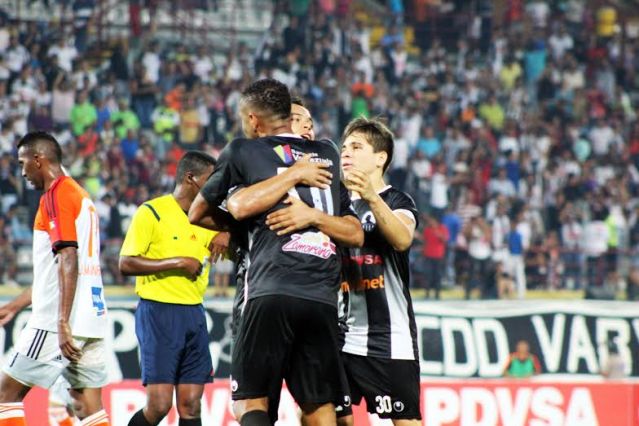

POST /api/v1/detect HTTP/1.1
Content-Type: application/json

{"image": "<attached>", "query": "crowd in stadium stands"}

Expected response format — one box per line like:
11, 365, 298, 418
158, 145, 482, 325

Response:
0, 0, 639, 300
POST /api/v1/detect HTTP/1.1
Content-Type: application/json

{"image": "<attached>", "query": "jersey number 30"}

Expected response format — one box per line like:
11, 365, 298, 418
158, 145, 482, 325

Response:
375, 395, 392, 414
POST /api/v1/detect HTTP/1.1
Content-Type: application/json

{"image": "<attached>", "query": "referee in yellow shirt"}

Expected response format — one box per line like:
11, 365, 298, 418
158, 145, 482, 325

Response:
119, 151, 228, 426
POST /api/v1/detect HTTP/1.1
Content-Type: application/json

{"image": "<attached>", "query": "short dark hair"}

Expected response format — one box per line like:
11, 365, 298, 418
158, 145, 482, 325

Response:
240, 78, 291, 120
342, 117, 394, 173
290, 96, 305, 107
176, 151, 216, 183
17, 131, 62, 164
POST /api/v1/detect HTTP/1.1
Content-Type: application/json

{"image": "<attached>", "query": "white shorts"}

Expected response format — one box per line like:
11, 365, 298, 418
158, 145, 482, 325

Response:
214, 258, 235, 275
3, 327, 107, 390
48, 376, 73, 407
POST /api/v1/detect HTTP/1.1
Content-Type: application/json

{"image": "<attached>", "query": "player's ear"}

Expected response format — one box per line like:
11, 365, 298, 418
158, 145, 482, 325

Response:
376, 151, 387, 169
33, 153, 42, 169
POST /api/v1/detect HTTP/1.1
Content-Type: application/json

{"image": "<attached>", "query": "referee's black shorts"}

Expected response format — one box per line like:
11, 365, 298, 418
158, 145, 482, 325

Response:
231, 295, 345, 406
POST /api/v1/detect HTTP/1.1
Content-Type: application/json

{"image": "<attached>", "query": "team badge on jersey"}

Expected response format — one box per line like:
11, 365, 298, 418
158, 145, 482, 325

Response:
361, 211, 376, 232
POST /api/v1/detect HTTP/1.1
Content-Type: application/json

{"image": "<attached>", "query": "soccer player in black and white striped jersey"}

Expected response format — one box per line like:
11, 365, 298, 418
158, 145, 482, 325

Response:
337, 117, 422, 425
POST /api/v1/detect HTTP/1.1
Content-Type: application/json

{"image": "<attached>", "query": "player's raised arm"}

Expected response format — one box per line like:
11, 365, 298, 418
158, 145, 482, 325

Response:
344, 168, 415, 251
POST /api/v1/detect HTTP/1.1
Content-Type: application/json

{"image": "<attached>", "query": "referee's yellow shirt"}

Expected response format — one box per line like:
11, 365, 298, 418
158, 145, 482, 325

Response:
120, 194, 217, 304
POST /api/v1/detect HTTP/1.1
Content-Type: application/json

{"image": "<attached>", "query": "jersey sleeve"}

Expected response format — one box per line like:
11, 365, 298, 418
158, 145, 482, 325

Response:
339, 182, 357, 217
47, 180, 82, 253
389, 190, 419, 227
119, 204, 156, 257
200, 140, 245, 209
218, 183, 246, 213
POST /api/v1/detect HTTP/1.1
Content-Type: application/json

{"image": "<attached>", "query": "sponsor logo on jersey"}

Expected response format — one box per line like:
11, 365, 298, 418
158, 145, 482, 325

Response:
274, 144, 294, 164
275, 144, 335, 166
341, 273, 385, 292
282, 231, 336, 259
91, 287, 106, 316
344, 254, 383, 266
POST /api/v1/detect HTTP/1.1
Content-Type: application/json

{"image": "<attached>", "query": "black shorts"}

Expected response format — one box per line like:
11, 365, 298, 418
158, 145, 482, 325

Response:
231, 295, 344, 406
336, 352, 421, 420
231, 327, 281, 425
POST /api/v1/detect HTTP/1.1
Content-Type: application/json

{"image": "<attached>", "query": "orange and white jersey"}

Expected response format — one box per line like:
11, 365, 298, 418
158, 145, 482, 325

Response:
28, 176, 107, 338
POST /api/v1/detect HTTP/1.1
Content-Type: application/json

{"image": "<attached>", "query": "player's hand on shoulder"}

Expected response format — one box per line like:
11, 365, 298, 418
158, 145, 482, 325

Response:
209, 232, 231, 263
178, 257, 203, 280
290, 154, 332, 188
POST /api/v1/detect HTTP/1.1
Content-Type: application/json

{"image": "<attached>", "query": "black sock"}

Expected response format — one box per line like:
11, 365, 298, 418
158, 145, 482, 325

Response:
240, 410, 271, 426
179, 419, 202, 426
128, 409, 154, 426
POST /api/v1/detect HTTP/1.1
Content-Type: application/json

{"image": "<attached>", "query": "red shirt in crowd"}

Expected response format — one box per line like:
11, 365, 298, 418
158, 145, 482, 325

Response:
422, 223, 449, 259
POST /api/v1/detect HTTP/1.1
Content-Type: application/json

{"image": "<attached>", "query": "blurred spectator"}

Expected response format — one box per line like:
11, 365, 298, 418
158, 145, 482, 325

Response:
626, 267, 639, 301
120, 129, 140, 164
415, 125, 440, 159
47, 37, 78, 73
503, 340, 542, 378
130, 62, 158, 129
479, 94, 505, 132
421, 213, 448, 299
489, 168, 516, 198
560, 208, 583, 289
545, 231, 562, 290
111, 98, 140, 139
179, 94, 202, 147
72, 59, 98, 92
0, 154, 19, 214
582, 207, 610, 288
495, 261, 515, 299
70, 89, 97, 136
0, 214, 18, 287
442, 206, 461, 287
507, 219, 527, 298
464, 215, 492, 299
142, 41, 161, 84
51, 74, 75, 128
429, 163, 448, 217
601, 339, 626, 379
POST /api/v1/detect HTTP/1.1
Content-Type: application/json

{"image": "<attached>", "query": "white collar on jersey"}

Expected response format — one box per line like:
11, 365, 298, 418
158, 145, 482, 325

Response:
275, 133, 303, 139
350, 184, 392, 200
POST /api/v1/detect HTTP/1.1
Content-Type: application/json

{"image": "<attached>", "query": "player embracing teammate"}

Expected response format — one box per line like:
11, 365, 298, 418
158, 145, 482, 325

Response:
191, 78, 422, 425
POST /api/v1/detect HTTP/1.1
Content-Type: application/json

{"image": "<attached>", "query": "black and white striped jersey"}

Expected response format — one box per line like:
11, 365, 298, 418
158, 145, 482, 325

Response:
339, 186, 419, 360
